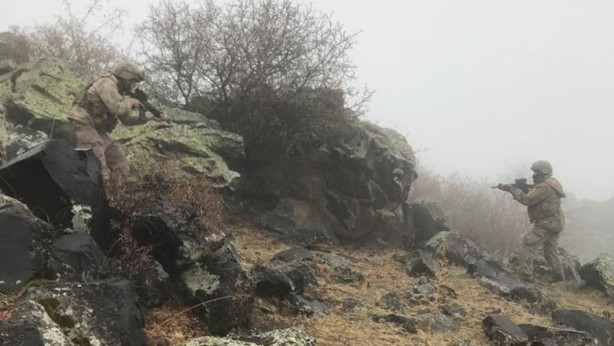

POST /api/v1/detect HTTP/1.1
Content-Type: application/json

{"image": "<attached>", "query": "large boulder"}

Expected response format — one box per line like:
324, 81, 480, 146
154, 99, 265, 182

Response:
0, 59, 85, 140
508, 244, 582, 283
424, 231, 482, 268
0, 58, 245, 188
552, 309, 614, 345
468, 260, 556, 314
0, 193, 55, 293
240, 121, 416, 242
482, 314, 529, 345
112, 112, 244, 186
0, 139, 103, 231
579, 253, 614, 298
2, 279, 146, 345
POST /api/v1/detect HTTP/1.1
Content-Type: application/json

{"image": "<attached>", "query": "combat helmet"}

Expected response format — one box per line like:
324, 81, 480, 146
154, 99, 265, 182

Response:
530, 160, 553, 175
111, 62, 145, 82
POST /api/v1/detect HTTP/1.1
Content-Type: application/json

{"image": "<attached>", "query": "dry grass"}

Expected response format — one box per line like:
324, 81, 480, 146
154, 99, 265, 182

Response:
230, 221, 614, 346
108, 160, 226, 235
145, 302, 209, 344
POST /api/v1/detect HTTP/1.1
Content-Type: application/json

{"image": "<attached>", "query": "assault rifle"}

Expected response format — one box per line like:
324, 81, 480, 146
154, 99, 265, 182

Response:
492, 178, 533, 193
124, 88, 163, 121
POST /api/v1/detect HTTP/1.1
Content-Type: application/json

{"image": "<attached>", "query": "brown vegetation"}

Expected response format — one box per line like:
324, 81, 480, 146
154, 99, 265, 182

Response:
409, 167, 530, 260
230, 220, 613, 346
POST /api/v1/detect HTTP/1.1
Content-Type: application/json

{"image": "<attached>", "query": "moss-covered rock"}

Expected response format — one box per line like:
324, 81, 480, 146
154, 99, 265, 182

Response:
181, 328, 316, 346
580, 253, 614, 297
2, 59, 85, 139
112, 109, 244, 185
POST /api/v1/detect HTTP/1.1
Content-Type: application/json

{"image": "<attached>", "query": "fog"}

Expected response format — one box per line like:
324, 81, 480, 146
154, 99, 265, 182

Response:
3, 0, 614, 202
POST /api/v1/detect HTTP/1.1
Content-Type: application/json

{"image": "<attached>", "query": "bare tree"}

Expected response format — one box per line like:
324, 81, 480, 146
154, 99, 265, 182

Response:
137, 0, 217, 105
409, 167, 529, 259
18, 0, 127, 74
137, 0, 365, 158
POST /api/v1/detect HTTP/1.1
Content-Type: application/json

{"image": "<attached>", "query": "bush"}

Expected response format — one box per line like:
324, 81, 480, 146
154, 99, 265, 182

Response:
409, 167, 530, 260
13, 0, 126, 74
138, 0, 366, 159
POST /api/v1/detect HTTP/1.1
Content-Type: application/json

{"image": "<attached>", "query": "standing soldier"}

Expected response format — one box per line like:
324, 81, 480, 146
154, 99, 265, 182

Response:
497, 160, 566, 283
68, 63, 166, 186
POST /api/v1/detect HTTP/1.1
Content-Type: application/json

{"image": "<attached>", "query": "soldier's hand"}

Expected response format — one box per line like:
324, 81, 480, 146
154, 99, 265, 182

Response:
146, 112, 166, 122
130, 98, 141, 109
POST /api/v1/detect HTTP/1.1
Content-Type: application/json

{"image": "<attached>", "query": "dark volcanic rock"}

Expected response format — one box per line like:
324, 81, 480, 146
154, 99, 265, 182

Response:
0, 194, 54, 293
579, 253, 614, 298
482, 314, 529, 345
9, 279, 145, 345
519, 323, 593, 345
469, 260, 556, 314
252, 260, 317, 297
0, 320, 45, 346
372, 314, 417, 333
552, 308, 614, 346
50, 233, 104, 281
394, 249, 439, 278
0, 139, 103, 232
408, 201, 449, 247
425, 231, 481, 268
415, 311, 461, 332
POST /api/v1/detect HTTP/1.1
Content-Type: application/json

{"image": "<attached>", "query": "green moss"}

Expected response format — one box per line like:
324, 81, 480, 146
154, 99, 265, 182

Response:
13, 59, 85, 122
113, 121, 243, 184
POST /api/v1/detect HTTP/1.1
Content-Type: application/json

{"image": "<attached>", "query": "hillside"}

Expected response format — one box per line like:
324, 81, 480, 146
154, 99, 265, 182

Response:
142, 216, 613, 345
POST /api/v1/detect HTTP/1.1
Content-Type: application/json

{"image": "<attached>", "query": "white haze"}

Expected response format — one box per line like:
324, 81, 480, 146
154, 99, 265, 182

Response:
3, 0, 614, 201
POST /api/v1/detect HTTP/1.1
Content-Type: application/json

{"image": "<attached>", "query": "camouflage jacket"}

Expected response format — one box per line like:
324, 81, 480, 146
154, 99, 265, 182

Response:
510, 176, 566, 232
68, 74, 145, 133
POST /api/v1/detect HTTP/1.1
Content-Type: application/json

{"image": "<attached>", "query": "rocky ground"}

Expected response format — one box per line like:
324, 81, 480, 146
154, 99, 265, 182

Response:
138, 215, 614, 346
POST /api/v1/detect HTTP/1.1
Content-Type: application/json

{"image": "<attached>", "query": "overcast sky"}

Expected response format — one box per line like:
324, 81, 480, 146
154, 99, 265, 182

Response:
3, 0, 614, 201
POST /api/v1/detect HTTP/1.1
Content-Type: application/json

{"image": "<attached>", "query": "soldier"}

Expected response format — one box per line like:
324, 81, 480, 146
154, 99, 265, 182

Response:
497, 160, 566, 282
68, 62, 166, 185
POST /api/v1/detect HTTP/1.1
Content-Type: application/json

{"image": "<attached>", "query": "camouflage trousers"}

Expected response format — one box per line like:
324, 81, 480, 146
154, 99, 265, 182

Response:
70, 121, 130, 185
511, 225, 563, 280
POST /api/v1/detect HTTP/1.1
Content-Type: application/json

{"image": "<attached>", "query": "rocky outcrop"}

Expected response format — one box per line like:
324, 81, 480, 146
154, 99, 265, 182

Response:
508, 244, 582, 283
579, 253, 614, 298
425, 231, 482, 268
112, 114, 244, 186
0, 59, 244, 187
241, 121, 416, 243
0, 59, 84, 140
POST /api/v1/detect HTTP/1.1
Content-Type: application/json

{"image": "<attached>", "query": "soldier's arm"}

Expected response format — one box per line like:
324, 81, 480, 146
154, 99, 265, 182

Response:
510, 183, 549, 206
94, 78, 146, 126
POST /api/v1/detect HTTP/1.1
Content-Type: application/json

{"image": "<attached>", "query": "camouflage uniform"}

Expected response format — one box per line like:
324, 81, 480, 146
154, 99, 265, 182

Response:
509, 173, 566, 281
68, 70, 147, 184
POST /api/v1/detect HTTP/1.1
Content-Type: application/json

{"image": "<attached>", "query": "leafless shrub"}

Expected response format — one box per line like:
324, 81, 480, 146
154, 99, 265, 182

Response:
108, 160, 226, 235
138, 0, 366, 158
409, 167, 529, 260
0, 30, 32, 64
15, 0, 126, 74
106, 228, 159, 286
